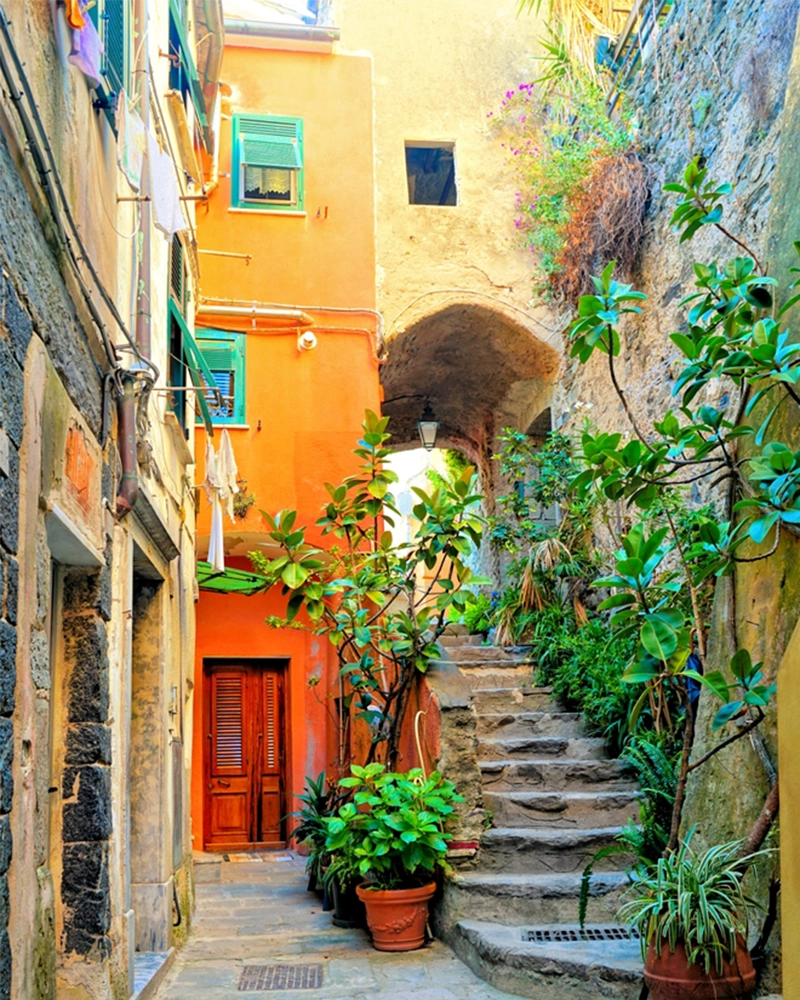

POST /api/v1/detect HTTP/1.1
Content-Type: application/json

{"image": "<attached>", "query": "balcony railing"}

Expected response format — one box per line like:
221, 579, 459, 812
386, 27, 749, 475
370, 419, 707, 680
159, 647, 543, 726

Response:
605, 0, 675, 113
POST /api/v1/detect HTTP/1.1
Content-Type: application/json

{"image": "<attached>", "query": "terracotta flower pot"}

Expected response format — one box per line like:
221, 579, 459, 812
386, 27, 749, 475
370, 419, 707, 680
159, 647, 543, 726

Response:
643, 936, 756, 1000
356, 882, 436, 951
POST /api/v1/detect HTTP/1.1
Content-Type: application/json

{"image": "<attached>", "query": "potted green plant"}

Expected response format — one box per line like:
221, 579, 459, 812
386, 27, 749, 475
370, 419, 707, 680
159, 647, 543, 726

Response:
323, 763, 463, 951
289, 773, 339, 897
617, 836, 765, 999
322, 847, 365, 929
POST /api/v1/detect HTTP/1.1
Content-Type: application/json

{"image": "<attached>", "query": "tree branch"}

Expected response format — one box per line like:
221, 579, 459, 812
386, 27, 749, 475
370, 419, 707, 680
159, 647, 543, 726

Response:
687, 709, 765, 772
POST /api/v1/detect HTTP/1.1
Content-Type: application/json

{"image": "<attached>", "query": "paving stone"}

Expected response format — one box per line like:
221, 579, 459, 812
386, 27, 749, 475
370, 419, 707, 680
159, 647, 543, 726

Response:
150, 856, 525, 1000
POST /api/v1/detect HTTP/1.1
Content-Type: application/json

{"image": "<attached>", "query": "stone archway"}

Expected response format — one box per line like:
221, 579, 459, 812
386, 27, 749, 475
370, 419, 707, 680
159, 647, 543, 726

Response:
381, 300, 562, 504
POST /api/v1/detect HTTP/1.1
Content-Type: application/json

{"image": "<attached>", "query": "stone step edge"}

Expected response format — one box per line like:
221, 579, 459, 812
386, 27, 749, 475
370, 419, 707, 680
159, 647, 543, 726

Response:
450, 870, 629, 893
481, 825, 628, 844
454, 920, 643, 980
479, 758, 630, 769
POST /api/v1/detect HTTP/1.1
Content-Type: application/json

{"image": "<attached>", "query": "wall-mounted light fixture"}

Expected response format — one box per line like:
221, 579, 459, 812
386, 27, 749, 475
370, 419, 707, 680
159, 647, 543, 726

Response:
417, 403, 440, 452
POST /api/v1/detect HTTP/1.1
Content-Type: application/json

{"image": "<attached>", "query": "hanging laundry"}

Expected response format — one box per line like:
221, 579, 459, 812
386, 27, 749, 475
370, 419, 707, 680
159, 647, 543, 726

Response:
116, 90, 146, 192
68, 11, 103, 89
202, 437, 226, 573
217, 429, 240, 523
65, 0, 86, 30
146, 131, 188, 238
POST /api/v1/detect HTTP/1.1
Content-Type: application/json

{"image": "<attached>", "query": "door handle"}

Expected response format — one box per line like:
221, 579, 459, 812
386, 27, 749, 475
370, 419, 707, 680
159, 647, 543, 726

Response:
217, 779, 231, 788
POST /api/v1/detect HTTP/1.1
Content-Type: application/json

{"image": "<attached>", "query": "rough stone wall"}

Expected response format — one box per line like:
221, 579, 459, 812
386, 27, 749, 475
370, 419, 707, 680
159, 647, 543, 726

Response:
557, 0, 800, 436
0, 272, 34, 1000
61, 569, 113, 960
552, 2, 800, 992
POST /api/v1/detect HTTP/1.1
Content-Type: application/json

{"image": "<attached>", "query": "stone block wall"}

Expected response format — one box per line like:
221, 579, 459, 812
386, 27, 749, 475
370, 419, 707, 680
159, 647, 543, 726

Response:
552, 2, 800, 991
0, 275, 33, 999
557, 0, 800, 437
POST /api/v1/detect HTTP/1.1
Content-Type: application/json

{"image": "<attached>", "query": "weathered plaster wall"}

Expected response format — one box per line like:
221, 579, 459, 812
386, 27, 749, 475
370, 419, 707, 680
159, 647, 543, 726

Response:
333, 0, 561, 457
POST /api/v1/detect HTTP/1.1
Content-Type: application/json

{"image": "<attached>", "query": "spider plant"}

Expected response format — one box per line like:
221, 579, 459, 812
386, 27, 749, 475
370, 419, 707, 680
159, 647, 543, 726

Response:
617, 834, 767, 975
288, 772, 343, 891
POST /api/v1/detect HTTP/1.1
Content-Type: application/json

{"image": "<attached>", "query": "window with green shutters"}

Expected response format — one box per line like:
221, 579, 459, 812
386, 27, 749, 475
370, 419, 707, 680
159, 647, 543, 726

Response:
232, 115, 304, 212
87, 0, 130, 125
195, 331, 246, 425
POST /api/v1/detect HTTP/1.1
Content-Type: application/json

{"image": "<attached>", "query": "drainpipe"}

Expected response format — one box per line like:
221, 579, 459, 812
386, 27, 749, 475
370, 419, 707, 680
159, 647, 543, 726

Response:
135, 0, 151, 357
195, 303, 314, 324
203, 82, 223, 197
223, 19, 341, 44
117, 0, 150, 518
116, 373, 139, 515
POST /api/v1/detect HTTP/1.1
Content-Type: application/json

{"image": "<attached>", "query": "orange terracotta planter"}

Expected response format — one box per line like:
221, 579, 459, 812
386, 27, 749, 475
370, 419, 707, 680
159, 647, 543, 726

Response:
643, 937, 756, 1000
356, 883, 436, 951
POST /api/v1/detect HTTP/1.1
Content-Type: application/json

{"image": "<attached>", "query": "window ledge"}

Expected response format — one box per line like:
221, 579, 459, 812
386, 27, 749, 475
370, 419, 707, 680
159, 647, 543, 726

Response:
211, 423, 250, 430
228, 208, 307, 217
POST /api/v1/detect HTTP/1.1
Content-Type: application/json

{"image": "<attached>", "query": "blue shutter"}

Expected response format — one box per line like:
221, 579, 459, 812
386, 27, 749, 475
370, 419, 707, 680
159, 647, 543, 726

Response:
101, 0, 128, 97
196, 332, 246, 425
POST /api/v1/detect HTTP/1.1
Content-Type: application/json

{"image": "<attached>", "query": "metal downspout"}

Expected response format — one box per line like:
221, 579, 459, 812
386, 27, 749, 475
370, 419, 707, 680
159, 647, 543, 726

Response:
116, 374, 139, 516
116, 0, 150, 517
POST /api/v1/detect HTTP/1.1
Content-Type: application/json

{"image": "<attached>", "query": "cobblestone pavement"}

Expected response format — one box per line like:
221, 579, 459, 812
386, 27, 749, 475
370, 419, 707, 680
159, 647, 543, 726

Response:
153, 855, 522, 1000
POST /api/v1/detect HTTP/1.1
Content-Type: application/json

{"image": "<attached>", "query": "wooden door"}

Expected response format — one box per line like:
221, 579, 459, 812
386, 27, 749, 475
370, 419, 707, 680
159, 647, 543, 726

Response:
204, 662, 286, 849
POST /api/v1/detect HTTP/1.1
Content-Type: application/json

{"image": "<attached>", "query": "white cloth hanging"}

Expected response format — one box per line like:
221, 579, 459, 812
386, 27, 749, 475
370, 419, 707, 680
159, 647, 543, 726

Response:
146, 131, 188, 237
116, 90, 146, 192
217, 429, 240, 523
202, 438, 226, 573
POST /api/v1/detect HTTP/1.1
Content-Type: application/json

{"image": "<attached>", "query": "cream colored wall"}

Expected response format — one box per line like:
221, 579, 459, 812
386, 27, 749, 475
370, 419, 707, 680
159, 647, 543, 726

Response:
332, 0, 550, 336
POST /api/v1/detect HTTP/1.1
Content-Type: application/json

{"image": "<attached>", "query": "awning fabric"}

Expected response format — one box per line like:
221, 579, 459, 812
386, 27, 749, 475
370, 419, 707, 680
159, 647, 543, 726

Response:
197, 561, 271, 595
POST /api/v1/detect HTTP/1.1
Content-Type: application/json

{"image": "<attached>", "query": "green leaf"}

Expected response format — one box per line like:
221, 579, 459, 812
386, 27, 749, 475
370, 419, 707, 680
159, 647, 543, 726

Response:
641, 618, 678, 661
713, 700, 745, 730
282, 562, 309, 588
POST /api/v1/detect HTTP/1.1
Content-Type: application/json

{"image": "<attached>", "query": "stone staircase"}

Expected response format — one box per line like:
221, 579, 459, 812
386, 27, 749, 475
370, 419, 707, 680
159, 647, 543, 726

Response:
434, 629, 644, 1000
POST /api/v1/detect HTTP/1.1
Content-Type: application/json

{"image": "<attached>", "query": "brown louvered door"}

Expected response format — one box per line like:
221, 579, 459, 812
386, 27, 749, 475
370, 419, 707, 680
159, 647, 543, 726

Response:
258, 668, 284, 843
205, 663, 286, 849
207, 668, 252, 846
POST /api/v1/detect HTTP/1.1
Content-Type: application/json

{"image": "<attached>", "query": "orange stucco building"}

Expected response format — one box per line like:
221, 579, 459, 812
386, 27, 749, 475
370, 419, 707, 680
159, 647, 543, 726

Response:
191, 23, 380, 852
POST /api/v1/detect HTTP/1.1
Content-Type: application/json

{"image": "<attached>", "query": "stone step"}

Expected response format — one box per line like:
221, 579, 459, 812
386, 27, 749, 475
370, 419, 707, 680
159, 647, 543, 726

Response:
439, 633, 485, 648
480, 758, 634, 793
458, 667, 537, 690
442, 623, 469, 636
477, 711, 585, 739
477, 827, 632, 875
449, 921, 642, 1000
451, 645, 533, 663
484, 789, 641, 829
442, 871, 629, 926
473, 687, 556, 712
477, 736, 607, 761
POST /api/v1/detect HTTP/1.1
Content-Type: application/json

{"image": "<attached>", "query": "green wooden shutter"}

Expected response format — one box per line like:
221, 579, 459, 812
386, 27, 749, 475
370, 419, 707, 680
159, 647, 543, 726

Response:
102, 0, 128, 97
195, 331, 246, 425
232, 115, 304, 211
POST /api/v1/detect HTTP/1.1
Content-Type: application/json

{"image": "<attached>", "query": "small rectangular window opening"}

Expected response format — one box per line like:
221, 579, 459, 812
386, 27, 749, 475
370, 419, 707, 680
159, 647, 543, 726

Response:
405, 142, 456, 206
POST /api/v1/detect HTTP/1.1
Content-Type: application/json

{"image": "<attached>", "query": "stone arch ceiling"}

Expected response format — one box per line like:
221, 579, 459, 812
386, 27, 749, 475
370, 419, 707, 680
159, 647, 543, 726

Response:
380, 302, 561, 451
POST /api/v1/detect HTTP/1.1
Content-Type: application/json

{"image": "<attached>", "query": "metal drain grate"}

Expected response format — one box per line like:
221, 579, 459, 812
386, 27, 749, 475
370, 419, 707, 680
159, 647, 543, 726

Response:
238, 964, 323, 991
523, 926, 640, 944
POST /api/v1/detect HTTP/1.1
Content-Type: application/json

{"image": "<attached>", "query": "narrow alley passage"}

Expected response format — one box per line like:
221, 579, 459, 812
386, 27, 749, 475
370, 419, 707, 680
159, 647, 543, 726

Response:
151, 855, 522, 1000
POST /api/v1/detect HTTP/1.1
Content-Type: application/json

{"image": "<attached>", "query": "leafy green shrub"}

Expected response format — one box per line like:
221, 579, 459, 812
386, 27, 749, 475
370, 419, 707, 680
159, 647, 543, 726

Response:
323, 764, 463, 890
529, 604, 637, 755
463, 593, 493, 635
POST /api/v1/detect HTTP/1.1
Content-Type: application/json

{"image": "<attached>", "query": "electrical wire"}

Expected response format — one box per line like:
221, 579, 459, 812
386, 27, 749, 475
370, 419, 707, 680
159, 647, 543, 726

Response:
0, 4, 158, 381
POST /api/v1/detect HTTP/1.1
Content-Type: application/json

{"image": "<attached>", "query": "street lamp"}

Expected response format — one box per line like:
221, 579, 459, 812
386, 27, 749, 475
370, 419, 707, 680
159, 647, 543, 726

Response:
417, 403, 440, 452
